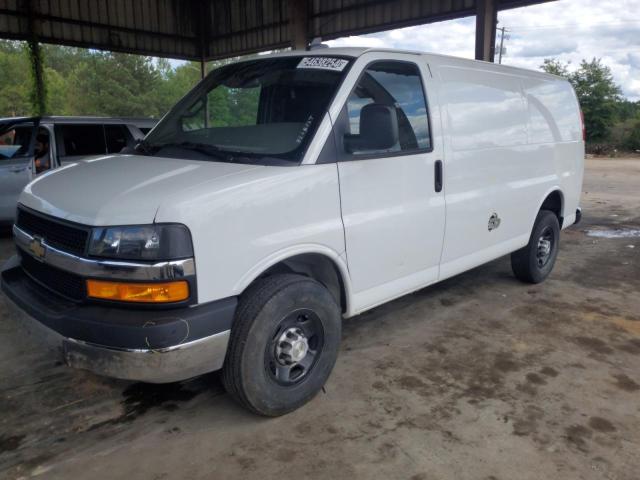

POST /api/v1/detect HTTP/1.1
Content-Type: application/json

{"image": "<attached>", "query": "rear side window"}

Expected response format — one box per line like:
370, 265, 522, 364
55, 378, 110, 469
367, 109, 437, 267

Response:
344, 61, 431, 155
57, 125, 106, 156
105, 125, 130, 153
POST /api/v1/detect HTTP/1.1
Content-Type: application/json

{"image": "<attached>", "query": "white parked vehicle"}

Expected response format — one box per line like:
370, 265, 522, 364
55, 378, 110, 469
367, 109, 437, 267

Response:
0, 116, 156, 225
1, 48, 584, 416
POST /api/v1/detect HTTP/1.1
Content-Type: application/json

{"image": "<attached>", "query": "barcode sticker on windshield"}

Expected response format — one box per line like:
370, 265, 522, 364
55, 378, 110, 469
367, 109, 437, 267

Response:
297, 57, 349, 71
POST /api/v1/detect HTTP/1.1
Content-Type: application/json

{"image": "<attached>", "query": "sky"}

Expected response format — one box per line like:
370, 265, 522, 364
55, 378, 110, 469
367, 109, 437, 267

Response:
326, 0, 640, 101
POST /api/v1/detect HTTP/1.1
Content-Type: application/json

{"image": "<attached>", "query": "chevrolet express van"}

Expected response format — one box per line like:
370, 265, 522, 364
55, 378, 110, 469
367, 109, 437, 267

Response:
0, 116, 156, 225
1, 48, 584, 416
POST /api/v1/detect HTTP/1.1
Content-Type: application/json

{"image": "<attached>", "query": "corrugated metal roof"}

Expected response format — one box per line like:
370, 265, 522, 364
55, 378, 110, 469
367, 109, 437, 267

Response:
0, 0, 556, 61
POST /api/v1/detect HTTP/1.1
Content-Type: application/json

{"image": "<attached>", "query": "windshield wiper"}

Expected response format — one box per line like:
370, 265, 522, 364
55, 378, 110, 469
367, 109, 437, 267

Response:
159, 141, 236, 162
134, 139, 158, 155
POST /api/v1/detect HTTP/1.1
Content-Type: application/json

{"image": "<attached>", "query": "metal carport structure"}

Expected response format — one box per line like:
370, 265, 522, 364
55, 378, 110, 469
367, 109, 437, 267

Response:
1, 0, 556, 63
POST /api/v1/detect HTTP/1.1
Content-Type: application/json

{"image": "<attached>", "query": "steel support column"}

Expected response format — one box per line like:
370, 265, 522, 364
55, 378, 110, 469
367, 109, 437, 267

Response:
475, 0, 498, 62
288, 0, 309, 50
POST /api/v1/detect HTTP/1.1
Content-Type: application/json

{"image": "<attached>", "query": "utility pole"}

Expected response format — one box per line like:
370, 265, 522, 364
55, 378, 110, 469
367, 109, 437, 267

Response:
496, 26, 509, 64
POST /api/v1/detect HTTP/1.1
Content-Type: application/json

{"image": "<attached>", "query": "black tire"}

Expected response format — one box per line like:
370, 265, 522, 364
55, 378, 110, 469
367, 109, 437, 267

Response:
511, 210, 560, 284
222, 274, 341, 416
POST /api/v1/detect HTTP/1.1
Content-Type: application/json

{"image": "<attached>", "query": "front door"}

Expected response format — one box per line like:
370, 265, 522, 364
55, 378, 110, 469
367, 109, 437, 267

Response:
334, 58, 445, 312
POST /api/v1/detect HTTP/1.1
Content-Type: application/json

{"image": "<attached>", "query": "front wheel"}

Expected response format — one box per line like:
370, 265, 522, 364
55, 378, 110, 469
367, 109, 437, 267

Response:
511, 210, 560, 284
222, 274, 341, 416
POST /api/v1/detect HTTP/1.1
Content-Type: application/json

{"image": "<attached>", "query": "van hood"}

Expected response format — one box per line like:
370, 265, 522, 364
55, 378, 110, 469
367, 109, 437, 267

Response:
19, 154, 259, 225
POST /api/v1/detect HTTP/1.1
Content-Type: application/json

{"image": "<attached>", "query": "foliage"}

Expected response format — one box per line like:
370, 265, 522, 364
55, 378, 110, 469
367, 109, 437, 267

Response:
0, 40, 255, 127
572, 58, 622, 142
616, 99, 640, 122
624, 121, 640, 151
26, 40, 47, 115
541, 57, 636, 146
0, 40, 206, 119
64, 52, 163, 117
0, 42, 31, 116
540, 59, 570, 78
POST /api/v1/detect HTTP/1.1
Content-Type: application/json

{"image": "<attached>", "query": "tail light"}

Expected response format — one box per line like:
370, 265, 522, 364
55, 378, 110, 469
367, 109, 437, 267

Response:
580, 108, 586, 142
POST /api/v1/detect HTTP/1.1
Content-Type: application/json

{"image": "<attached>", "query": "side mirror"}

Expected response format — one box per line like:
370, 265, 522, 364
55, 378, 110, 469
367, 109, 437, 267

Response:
344, 103, 399, 153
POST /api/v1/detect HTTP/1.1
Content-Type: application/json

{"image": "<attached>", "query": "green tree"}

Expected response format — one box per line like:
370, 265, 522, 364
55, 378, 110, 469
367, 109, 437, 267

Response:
616, 99, 640, 122
0, 43, 256, 121
541, 57, 623, 142
42, 45, 91, 77
540, 58, 570, 78
571, 58, 622, 142
46, 67, 70, 115
151, 61, 202, 115
0, 41, 31, 116
624, 121, 640, 151
3, 44, 273, 128
65, 52, 163, 117
232, 86, 260, 125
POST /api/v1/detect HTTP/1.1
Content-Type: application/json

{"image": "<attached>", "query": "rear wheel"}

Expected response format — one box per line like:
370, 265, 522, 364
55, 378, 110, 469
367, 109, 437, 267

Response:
511, 210, 560, 284
222, 274, 341, 416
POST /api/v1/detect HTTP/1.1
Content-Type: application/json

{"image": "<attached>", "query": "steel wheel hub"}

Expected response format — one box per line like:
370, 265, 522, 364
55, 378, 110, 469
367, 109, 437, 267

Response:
536, 227, 554, 267
538, 238, 551, 256
276, 327, 309, 365
266, 309, 324, 386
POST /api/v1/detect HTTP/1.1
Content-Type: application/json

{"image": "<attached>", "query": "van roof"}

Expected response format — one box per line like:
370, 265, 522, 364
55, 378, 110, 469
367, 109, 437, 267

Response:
257, 46, 566, 81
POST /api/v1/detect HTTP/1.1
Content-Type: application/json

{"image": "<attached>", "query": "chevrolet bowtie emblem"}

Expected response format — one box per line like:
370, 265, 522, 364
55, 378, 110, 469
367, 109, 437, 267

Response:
29, 236, 46, 260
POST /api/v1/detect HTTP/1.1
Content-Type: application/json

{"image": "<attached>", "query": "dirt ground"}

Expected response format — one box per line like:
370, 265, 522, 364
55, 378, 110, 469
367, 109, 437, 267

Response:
1, 158, 638, 480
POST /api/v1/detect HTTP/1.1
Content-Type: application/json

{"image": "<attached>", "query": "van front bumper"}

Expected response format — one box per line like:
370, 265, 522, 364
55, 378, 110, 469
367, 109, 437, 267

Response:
1, 256, 237, 383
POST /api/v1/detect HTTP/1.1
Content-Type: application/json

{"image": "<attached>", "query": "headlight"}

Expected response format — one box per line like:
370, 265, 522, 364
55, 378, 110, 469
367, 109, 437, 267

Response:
88, 224, 193, 260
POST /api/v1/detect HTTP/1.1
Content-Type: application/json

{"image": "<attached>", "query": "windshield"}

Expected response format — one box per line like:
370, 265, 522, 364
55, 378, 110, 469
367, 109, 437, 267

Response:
0, 124, 35, 160
144, 56, 352, 164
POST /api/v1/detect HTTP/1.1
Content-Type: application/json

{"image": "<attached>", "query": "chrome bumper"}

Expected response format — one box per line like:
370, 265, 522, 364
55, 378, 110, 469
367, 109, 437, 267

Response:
63, 332, 230, 383
3, 294, 230, 383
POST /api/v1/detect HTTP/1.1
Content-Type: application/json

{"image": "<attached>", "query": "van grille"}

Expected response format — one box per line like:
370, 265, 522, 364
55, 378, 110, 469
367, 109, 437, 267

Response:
20, 251, 86, 301
16, 208, 89, 256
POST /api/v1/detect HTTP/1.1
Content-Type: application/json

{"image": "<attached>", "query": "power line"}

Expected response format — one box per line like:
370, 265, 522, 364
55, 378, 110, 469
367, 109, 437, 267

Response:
505, 20, 640, 30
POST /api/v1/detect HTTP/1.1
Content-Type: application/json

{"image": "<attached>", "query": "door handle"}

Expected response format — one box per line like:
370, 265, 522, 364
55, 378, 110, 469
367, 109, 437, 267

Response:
9, 166, 27, 173
434, 160, 443, 193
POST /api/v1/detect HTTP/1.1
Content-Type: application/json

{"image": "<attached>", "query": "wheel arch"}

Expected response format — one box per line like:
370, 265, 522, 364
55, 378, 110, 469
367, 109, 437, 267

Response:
233, 245, 352, 316
536, 188, 565, 228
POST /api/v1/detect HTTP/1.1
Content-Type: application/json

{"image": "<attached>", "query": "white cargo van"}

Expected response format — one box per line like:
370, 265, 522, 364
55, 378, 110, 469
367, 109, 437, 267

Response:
1, 48, 584, 416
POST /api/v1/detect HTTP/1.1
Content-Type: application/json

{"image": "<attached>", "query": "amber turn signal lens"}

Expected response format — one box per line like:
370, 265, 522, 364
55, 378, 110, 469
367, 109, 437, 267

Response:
86, 280, 189, 303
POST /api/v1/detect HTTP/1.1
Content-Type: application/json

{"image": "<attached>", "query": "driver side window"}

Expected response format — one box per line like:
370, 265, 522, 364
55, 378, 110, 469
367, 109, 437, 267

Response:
343, 61, 431, 156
